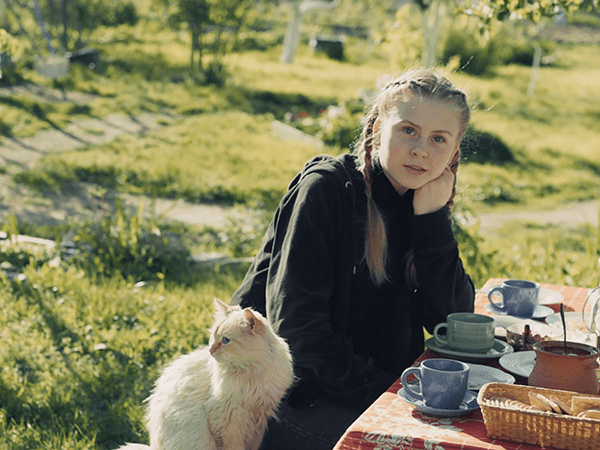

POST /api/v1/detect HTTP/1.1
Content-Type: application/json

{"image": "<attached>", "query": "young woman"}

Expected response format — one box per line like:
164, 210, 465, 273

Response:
230, 69, 475, 450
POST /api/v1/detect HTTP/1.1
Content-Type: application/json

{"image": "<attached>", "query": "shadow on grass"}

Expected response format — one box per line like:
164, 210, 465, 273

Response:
5, 280, 152, 449
0, 94, 93, 146
226, 86, 335, 120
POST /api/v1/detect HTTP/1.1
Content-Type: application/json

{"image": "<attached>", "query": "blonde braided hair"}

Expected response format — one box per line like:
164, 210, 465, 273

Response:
354, 69, 470, 285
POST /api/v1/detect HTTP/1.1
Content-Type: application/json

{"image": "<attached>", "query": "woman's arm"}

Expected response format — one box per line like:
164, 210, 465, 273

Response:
409, 208, 475, 332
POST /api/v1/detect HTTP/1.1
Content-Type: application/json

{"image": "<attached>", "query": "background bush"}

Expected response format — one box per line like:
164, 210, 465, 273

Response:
440, 21, 556, 75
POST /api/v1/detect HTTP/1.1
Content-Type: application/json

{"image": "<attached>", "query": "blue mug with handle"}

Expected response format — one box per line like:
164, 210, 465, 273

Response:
400, 358, 470, 410
487, 279, 540, 318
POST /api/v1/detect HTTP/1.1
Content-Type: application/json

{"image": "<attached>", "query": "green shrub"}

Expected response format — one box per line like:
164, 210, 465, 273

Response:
290, 98, 365, 150
13, 160, 78, 193
233, 29, 283, 52
488, 29, 556, 66
0, 29, 25, 85
441, 26, 496, 75
451, 215, 498, 287
460, 127, 516, 165
440, 21, 556, 75
568, 11, 600, 28
74, 0, 138, 29
66, 199, 192, 283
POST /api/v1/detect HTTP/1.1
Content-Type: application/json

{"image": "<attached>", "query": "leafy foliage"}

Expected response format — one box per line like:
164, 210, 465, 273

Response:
0, 29, 22, 83
287, 97, 365, 150
162, 0, 273, 83
439, 19, 556, 75
66, 199, 193, 283
460, 0, 599, 24
1, 0, 138, 57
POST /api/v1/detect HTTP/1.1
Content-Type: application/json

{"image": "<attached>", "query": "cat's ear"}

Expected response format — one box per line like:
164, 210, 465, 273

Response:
213, 297, 230, 320
243, 308, 265, 335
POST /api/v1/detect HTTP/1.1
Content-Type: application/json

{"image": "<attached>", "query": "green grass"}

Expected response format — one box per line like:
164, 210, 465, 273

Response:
31, 111, 326, 207
454, 44, 600, 211
11, 40, 600, 215
455, 217, 600, 289
0, 260, 245, 449
225, 47, 390, 100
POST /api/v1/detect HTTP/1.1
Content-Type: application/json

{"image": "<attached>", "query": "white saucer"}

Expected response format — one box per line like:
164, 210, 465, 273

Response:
498, 351, 536, 378
537, 287, 564, 305
493, 316, 559, 339
485, 303, 554, 319
545, 312, 598, 345
466, 363, 516, 390
397, 387, 480, 417
425, 337, 513, 363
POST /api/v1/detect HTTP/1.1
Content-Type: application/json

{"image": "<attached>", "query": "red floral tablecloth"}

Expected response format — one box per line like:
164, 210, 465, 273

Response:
333, 279, 593, 450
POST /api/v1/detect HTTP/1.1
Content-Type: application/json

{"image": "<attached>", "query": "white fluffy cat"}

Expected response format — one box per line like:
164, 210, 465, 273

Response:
118, 298, 294, 450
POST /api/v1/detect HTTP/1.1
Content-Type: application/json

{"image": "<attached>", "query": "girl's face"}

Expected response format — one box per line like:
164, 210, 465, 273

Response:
376, 94, 460, 195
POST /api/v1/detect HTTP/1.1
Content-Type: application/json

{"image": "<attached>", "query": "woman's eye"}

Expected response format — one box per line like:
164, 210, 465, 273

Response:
403, 126, 415, 135
432, 135, 446, 144
222, 336, 231, 345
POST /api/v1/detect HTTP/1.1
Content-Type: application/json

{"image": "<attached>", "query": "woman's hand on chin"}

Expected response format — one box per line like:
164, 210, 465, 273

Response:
413, 166, 454, 215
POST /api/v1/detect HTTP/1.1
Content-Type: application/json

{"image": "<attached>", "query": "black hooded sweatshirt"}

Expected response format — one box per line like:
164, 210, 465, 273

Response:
230, 153, 474, 411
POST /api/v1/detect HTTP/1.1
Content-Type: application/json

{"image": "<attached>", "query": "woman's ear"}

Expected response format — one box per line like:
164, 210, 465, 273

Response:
373, 117, 381, 135
448, 146, 460, 170
372, 117, 381, 147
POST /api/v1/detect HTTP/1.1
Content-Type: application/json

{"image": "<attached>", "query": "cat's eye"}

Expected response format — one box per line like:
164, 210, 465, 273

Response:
221, 336, 231, 345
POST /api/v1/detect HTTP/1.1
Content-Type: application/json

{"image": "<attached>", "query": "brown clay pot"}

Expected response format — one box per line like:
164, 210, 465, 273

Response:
528, 341, 599, 394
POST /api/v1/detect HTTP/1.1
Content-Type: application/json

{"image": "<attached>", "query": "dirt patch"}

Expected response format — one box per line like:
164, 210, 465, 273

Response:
474, 200, 600, 231
0, 176, 243, 229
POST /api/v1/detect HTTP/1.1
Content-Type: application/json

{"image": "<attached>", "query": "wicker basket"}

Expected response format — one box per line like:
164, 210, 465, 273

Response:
478, 383, 600, 450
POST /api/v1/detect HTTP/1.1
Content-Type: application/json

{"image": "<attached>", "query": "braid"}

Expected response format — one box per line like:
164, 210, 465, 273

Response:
445, 149, 460, 216
355, 109, 390, 285
361, 113, 377, 197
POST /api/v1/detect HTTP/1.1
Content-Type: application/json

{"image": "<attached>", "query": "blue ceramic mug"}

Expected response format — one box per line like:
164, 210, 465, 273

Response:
487, 279, 540, 318
400, 358, 470, 409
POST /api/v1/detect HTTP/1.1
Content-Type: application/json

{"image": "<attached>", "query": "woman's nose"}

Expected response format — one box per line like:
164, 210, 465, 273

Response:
411, 141, 428, 158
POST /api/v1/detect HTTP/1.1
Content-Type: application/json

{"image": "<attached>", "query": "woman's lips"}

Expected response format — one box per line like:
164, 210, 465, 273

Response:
404, 165, 427, 175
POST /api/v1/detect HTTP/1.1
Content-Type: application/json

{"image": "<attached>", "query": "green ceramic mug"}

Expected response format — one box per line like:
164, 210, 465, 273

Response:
433, 312, 495, 353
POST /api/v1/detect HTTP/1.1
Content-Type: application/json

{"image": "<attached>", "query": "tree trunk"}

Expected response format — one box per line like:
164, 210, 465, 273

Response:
421, 0, 446, 68
189, 26, 201, 74
280, 2, 302, 64
61, 0, 68, 52
527, 43, 542, 96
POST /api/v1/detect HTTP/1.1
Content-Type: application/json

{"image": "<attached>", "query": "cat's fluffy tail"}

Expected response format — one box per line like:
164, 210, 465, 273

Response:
116, 444, 150, 450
